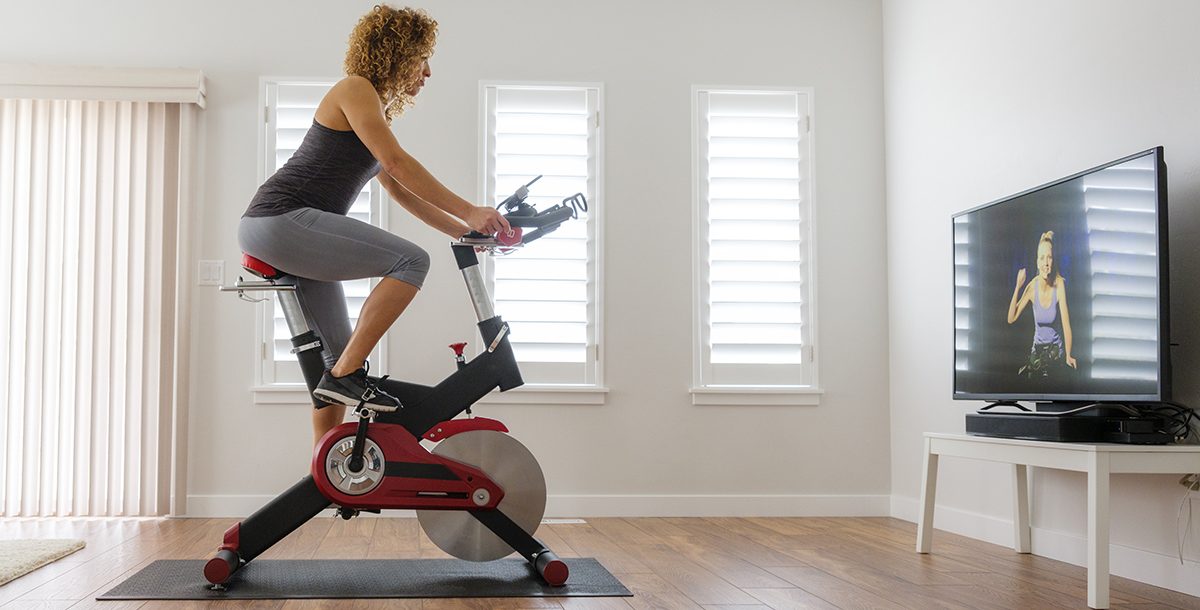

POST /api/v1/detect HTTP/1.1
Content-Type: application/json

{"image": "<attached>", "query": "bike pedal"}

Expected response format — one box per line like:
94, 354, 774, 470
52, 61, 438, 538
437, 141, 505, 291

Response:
333, 506, 380, 520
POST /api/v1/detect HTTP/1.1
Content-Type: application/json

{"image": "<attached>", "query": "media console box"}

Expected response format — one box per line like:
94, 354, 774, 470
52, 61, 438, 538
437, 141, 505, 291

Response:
965, 412, 1172, 444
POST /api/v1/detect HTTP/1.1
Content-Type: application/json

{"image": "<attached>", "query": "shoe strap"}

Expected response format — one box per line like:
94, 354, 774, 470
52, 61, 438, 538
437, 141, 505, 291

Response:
359, 374, 391, 402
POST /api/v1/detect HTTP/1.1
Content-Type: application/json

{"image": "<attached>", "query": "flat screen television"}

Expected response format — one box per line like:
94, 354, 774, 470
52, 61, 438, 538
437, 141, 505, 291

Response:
952, 147, 1170, 405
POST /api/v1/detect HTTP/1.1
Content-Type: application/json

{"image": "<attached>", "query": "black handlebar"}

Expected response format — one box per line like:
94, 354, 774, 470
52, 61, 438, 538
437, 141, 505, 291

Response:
507, 204, 574, 228
463, 177, 588, 246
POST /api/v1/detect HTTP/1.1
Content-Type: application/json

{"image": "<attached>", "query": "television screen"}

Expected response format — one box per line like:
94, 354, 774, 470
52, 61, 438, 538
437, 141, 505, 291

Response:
953, 148, 1170, 402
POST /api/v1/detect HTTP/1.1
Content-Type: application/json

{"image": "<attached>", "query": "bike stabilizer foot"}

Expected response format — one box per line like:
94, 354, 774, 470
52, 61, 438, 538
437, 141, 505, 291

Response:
470, 508, 569, 586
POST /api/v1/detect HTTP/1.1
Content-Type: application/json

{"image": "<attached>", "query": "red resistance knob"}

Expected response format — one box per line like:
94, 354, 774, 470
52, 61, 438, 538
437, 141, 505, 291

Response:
497, 226, 523, 247
448, 343, 468, 358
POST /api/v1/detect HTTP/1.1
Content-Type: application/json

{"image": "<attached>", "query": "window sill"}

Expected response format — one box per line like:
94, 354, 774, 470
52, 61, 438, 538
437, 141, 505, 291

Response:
252, 384, 610, 406
252, 384, 312, 405
689, 386, 823, 406
475, 386, 609, 405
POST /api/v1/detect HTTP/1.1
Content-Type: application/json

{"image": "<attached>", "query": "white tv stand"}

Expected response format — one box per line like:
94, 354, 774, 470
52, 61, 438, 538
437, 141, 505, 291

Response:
916, 432, 1200, 609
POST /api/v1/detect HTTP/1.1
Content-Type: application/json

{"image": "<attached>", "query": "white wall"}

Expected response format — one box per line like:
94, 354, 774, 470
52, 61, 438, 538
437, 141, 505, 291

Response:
884, 0, 1200, 595
0, 0, 889, 516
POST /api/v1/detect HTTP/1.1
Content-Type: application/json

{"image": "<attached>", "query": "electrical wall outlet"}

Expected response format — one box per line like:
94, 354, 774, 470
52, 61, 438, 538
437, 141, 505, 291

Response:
198, 260, 224, 286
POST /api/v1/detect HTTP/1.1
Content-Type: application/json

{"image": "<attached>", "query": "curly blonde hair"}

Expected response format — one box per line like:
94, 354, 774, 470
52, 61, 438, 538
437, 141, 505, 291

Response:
344, 5, 437, 121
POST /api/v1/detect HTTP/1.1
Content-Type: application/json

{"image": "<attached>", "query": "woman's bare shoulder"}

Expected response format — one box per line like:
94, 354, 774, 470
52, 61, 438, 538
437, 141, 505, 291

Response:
316, 77, 381, 130
337, 74, 373, 89
326, 75, 378, 101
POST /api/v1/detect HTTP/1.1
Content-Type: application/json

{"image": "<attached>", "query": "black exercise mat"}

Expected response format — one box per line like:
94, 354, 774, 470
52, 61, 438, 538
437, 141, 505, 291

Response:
97, 558, 631, 600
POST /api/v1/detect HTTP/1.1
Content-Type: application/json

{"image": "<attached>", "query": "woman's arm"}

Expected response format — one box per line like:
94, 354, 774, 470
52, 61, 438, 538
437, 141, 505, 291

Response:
1057, 278, 1077, 368
377, 171, 471, 239
335, 76, 509, 234
1007, 268, 1031, 324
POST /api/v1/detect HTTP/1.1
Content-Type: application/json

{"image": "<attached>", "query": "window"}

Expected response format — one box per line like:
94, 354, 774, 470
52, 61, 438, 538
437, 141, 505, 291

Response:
692, 87, 818, 404
480, 83, 603, 391
255, 79, 386, 391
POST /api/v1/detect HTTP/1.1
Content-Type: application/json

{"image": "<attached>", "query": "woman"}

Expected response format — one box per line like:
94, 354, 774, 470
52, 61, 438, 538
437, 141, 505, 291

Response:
238, 5, 510, 446
1006, 230, 1077, 377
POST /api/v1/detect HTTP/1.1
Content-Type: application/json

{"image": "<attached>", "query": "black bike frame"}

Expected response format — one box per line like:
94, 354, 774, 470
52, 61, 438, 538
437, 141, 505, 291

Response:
213, 244, 532, 574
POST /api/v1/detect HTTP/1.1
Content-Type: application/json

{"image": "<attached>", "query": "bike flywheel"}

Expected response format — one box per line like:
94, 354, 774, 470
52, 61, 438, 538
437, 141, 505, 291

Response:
415, 430, 547, 561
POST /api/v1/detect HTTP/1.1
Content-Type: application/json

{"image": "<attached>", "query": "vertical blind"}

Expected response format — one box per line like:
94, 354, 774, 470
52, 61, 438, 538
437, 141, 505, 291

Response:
260, 80, 380, 385
695, 89, 814, 388
482, 84, 600, 386
0, 98, 192, 516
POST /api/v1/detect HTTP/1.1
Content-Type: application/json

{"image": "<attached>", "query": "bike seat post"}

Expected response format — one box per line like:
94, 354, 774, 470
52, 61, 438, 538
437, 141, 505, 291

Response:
225, 257, 329, 410
275, 288, 311, 337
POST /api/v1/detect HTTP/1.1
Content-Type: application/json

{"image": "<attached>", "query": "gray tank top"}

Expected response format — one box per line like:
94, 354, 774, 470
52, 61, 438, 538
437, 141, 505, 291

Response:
1032, 280, 1062, 347
243, 120, 382, 218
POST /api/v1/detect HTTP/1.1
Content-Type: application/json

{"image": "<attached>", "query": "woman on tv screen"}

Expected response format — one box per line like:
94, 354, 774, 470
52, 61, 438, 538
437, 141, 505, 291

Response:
1007, 230, 1077, 377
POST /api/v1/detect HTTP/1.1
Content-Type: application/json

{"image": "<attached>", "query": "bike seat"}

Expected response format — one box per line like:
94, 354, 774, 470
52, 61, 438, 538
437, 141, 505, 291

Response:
241, 253, 288, 280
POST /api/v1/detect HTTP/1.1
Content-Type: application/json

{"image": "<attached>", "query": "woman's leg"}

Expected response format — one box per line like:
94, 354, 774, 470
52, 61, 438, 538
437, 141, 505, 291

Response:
313, 403, 348, 448
331, 277, 421, 377
289, 279, 354, 443
309, 282, 418, 446
240, 208, 431, 407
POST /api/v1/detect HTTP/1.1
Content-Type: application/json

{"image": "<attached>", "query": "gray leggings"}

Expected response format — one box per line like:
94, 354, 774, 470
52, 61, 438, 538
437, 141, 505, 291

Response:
238, 207, 431, 368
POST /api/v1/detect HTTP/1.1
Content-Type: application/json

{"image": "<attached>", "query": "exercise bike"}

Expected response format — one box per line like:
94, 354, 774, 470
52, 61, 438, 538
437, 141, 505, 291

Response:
205, 176, 586, 588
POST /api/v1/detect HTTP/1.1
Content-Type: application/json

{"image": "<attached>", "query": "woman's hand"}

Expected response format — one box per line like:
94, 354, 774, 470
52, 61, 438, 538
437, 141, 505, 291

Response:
464, 206, 512, 236
1066, 355, 1077, 368
1008, 268, 1031, 324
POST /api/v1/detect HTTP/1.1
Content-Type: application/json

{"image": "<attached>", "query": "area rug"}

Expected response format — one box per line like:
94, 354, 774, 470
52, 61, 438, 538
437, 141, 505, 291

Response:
0, 539, 86, 586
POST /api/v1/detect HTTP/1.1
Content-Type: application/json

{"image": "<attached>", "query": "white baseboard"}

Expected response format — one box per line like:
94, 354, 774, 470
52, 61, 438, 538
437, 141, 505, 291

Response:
545, 494, 891, 517
186, 493, 892, 519
890, 495, 1200, 599
185, 495, 302, 519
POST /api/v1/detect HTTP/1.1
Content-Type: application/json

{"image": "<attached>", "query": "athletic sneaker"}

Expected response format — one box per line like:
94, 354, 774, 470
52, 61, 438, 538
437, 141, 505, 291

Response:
313, 367, 401, 412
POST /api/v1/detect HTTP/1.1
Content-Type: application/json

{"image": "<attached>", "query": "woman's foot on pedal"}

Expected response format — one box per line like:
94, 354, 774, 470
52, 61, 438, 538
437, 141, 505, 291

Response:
313, 368, 401, 412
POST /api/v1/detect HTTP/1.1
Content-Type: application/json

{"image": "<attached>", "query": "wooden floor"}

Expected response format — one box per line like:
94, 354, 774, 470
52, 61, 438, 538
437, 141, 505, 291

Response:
1, 516, 1197, 609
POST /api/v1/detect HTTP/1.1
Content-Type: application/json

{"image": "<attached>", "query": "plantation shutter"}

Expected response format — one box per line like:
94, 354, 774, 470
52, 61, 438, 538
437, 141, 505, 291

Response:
1081, 154, 1161, 381
696, 89, 814, 388
954, 215, 971, 372
482, 84, 600, 386
260, 80, 381, 385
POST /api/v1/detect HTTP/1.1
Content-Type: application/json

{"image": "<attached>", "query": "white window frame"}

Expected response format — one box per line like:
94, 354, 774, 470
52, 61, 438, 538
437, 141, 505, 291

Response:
691, 85, 822, 406
250, 77, 388, 404
475, 81, 606, 405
